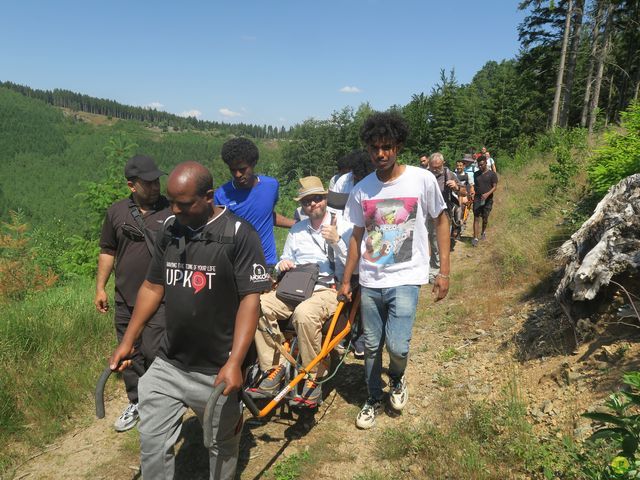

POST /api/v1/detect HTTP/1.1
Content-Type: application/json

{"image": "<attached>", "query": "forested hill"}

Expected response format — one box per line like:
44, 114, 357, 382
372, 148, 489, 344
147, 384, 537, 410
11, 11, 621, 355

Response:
0, 80, 289, 139
0, 85, 288, 278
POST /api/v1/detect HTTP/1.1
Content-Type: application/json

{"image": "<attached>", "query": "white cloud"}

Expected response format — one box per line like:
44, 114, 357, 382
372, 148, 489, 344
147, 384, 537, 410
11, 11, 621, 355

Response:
339, 86, 362, 93
179, 109, 202, 118
146, 102, 164, 109
219, 108, 242, 118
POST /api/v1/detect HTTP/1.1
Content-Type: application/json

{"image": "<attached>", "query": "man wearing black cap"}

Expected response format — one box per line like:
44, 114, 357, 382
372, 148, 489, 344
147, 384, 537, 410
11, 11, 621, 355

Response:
94, 154, 172, 432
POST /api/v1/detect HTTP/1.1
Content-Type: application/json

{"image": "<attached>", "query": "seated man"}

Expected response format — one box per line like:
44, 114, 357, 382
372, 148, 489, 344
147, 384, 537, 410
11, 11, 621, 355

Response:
250, 176, 349, 408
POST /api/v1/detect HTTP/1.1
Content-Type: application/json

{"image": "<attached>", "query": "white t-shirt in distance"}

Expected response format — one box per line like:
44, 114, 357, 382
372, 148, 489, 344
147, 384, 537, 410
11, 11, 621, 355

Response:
344, 165, 446, 288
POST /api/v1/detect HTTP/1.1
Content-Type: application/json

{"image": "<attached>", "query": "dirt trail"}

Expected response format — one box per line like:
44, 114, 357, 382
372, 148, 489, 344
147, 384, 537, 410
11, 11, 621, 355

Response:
11, 233, 630, 480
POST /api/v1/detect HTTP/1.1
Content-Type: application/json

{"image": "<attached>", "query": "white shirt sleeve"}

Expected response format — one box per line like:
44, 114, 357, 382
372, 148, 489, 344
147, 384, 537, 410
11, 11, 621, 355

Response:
344, 188, 365, 228
280, 231, 295, 265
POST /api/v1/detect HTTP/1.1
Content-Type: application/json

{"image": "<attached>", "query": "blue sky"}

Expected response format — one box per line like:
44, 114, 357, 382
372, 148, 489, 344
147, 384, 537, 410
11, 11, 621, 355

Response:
0, 1, 527, 128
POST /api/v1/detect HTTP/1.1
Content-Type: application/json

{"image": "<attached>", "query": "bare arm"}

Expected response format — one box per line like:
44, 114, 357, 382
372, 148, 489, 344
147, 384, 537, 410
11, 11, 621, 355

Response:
109, 280, 164, 371
339, 225, 364, 298
432, 211, 450, 302
274, 211, 295, 228
94, 253, 115, 313
215, 292, 261, 395
481, 180, 498, 200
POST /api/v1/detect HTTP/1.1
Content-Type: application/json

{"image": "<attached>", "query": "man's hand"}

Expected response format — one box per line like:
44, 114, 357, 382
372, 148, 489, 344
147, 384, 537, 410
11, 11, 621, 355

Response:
431, 275, 449, 302
321, 215, 339, 244
109, 343, 135, 372
481, 192, 489, 200
338, 282, 352, 301
94, 290, 109, 313
445, 179, 458, 190
277, 259, 295, 272
215, 361, 243, 396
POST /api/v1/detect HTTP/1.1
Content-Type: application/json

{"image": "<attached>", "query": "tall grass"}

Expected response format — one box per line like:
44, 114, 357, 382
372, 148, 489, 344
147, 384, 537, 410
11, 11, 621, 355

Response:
0, 277, 114, 474
488, 129, 589, 287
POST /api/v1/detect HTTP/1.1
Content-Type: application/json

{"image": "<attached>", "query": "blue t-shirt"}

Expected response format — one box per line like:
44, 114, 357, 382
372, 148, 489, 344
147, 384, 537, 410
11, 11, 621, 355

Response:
214, 175, 279, 265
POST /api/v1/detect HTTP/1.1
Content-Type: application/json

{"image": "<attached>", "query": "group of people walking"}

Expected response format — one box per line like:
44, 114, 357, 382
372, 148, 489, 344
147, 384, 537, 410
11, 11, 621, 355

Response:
95, 111, 502, 479
419, 147, 499, 277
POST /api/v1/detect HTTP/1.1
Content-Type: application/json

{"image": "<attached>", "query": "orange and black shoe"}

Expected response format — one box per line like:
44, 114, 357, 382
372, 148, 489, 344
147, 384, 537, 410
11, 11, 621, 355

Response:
246, 365, 285, 399
290, 379, 322, 408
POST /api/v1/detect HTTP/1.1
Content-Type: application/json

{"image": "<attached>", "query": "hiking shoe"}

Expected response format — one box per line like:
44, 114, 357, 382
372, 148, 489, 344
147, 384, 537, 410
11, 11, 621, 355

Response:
389, 376, 408, 412
247, 365, 285, 399
114, 403, 139, 432
471, 238, 479, 247
356, 398, 383, 429
291, 379, 322, 408
481, 232, 487, 241
351, 336, 365, 359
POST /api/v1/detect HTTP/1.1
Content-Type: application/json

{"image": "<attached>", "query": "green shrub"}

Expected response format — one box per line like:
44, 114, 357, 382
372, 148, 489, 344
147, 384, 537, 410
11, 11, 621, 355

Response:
583, 371, 640, 479
588, 102, 640, 198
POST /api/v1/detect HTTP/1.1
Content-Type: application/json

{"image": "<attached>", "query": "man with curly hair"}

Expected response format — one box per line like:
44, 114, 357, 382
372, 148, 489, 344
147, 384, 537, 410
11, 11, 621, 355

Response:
215, 138, 294, 269
339, 112, 451, 429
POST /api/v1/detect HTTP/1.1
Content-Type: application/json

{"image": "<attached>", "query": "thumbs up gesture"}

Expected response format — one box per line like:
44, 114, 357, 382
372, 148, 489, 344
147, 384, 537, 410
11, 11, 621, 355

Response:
321, 214, 339, 244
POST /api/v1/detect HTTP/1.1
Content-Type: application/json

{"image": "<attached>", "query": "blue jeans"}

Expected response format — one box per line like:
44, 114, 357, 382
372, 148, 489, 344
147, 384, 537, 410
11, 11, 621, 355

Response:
360, 285, 420, 401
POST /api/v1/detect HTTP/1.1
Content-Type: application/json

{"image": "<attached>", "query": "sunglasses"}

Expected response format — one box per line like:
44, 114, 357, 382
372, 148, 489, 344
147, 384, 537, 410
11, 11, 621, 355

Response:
301, 194, 326, 206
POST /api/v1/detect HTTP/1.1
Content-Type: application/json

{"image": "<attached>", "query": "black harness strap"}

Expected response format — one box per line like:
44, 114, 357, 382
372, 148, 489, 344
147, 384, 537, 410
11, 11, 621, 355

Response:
129, 203, 156, 255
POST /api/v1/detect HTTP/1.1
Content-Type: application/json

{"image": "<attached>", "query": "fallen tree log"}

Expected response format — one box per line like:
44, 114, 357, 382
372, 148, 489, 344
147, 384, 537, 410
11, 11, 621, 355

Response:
555, 173, 640, 324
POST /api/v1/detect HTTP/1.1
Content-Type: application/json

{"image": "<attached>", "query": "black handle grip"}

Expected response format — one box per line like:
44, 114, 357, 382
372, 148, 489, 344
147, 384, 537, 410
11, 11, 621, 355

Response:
203, 382, 227, 448
95, 361, 145, 419
202, 383, 262, 447
240, 390, 261, 417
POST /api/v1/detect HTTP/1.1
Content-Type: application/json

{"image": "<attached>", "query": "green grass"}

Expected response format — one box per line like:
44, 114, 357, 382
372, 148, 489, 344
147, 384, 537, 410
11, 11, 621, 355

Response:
434, 372, 453, 388
371, 379, 606, 479
352, 472, 389, 480
437, 346, 461, 362
268, 450, 312, 480
0, 276, 114, 475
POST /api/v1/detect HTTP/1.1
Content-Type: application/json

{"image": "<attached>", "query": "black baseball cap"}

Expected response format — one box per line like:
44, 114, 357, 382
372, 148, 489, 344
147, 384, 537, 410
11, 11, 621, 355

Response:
124, 155, 166, 181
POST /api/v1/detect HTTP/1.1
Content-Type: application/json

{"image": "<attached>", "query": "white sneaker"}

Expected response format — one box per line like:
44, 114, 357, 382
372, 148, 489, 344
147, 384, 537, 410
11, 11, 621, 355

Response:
355, 398, 383, 429
114, 402, 139, 432
389, 376, 408, 412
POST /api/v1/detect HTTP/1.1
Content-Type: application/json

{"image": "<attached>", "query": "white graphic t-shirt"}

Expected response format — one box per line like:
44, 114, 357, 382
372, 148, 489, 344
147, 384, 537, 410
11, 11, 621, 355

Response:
344, 165, 446, 288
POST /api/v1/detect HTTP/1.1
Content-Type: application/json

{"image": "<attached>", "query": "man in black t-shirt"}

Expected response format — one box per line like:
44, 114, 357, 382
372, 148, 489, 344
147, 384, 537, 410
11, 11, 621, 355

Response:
472, 157, 499, 246
95, 154, 171, 432
109, 161, 270, 480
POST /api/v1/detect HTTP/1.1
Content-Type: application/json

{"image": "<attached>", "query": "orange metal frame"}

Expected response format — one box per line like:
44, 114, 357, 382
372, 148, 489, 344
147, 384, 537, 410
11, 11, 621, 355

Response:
248, 292, 361, 418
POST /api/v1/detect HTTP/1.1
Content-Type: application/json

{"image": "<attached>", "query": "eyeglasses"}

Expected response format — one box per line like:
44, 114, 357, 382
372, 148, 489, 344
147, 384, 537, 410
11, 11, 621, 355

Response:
301, 194, 326, 206
121, 223, 145, 242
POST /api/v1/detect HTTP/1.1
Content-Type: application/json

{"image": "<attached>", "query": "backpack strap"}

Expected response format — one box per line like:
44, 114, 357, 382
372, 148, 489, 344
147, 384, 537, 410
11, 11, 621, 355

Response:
163, 213, 238, 260
129, 203, 156, 255
202, 215, 237, 245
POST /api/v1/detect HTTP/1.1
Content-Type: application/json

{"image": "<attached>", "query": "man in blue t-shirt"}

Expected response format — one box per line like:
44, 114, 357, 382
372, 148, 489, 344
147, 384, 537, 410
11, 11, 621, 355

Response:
214, 138, 294, 267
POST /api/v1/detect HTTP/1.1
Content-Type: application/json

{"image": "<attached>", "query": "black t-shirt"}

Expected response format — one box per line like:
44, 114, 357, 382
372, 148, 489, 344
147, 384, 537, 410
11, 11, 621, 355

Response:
99, 196, 172, 306
146, 209, 272, 374
473, 170, 499, 200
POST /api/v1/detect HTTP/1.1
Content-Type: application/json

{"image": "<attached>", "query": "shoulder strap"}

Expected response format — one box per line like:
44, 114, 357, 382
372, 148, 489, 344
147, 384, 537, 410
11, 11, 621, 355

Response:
308, 225, 335, 275
129, 204, 156, 255
202, 214, 237, 245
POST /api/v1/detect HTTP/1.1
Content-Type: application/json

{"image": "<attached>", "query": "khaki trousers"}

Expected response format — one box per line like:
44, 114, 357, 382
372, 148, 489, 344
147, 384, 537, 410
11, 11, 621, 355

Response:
255, 288, 338, 374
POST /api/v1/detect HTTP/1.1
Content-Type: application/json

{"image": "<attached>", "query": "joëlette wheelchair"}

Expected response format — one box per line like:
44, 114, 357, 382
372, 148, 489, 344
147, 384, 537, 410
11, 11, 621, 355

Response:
206, 190, 359, 427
